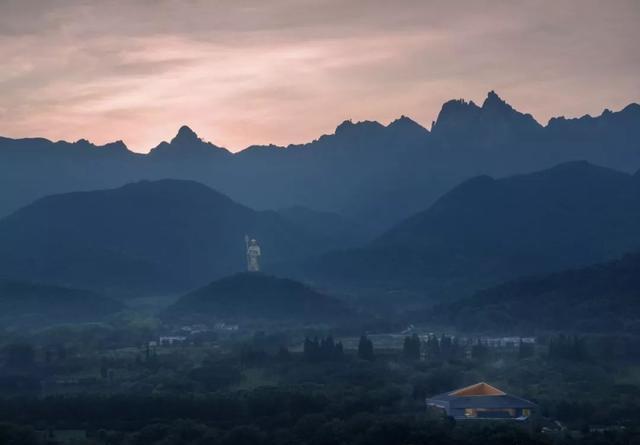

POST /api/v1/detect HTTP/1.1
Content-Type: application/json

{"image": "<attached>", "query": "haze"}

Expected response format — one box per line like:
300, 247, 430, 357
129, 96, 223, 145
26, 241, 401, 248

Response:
0, 0, 638, 152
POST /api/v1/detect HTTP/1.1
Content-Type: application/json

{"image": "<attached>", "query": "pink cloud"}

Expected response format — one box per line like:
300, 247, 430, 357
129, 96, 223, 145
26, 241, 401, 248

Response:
0, 0, 638, 152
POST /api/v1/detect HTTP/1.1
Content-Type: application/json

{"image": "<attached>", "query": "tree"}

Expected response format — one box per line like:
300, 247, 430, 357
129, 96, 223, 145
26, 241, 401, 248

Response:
451, 337, 461, 359
100, 357, 109, 379
44, 348, 53, 364
303, 337, 319, 361
320, 336, 336, 360
277, 346, 291, 361
57, 345, 67, 361
440, 334, 453, 360
425, 335, 441, 360
518, 340, 535, 359
0, 423, 40, 445
471, 339, 489, 361
358, 335, 374, 361
548, 335, 589, 362
334, 341, 344, 359
2, 344, 35, 368
403, 334, 421, 360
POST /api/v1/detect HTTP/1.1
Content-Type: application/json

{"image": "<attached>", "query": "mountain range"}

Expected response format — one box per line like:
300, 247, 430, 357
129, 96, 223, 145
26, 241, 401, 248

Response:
3, 160, 640, 303
0, 180, 361, 295
2, 91, 639, 233
283, 161, 640, 299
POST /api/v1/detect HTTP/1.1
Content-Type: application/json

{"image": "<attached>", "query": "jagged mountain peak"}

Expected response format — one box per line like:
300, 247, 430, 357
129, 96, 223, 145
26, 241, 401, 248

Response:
432, 91, 541, 134
148, 125, 230, 157
171, 125, 200, 144
389, 115, 416, 125
482, 90, 540, 125
101, 140, 130, 152
334, 119, 385, 135
439, 98, 480, 114
69, 138, 131, 153
482, 90, 509, 110
431, 98, 480, 133
547, 101, 640, 128
388, 115, 428, 132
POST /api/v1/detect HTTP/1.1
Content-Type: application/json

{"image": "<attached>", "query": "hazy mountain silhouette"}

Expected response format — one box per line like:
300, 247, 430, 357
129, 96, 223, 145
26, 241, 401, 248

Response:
275, 206, 369, 247
2, 92, 638, 232
285, 161, 640, 298
148, 125, 231, 159
432, 90, 542, 142
0, 180, 357, 295
0, 280, 123, 329
163, 273, 350, 324
0, 136, 143, 223
428, 251, 640, 334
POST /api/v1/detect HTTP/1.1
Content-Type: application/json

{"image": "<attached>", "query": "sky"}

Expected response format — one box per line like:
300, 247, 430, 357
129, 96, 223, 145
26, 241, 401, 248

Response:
0, 0, 639, 153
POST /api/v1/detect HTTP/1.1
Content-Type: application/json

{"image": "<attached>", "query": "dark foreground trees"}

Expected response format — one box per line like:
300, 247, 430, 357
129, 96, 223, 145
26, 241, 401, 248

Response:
358, 335, 375, 360
403, 334, 421, 360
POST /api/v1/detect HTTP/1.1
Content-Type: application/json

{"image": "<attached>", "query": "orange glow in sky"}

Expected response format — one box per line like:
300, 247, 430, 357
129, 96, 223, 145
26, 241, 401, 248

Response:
0, 0, 638, 152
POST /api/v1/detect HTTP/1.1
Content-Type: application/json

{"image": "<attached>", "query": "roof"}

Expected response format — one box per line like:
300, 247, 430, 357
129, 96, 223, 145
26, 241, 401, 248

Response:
450, 382, 505, 396
427, 382, 536, 409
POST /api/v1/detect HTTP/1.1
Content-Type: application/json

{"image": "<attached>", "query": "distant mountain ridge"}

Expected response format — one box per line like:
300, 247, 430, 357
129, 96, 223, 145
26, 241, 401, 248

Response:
0, 179, 362, 295
282, 161, 640, 298
1, 91, 638, 232
432, 90, 542, 139
148, 125, 231, 159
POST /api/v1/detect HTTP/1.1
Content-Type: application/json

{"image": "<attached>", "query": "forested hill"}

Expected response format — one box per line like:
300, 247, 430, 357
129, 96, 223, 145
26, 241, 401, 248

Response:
283, 161, 640, 297
164, 273, 351, 324
0, 280, 122, 328
427, 251, 640, 334
0, 180, 359, 295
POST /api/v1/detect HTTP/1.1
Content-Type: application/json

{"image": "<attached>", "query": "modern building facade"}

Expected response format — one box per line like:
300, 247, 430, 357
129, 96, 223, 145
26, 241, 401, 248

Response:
426, 382, 536, 420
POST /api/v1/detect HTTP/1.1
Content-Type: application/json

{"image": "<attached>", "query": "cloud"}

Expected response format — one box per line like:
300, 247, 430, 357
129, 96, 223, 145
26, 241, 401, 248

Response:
0, 0, 638, 151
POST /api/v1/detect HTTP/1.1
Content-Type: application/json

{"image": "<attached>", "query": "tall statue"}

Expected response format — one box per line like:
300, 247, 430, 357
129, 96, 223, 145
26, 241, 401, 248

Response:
245, 235, 261, 272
